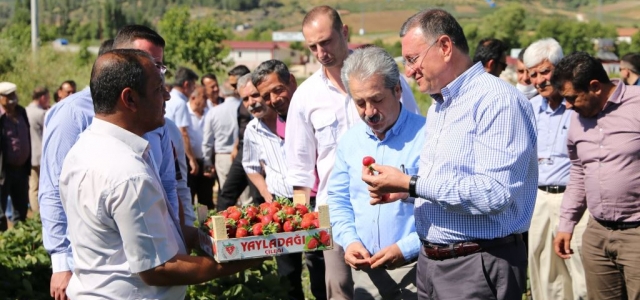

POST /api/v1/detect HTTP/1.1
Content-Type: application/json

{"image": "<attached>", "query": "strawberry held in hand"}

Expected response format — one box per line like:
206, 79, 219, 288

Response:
363, 156, 376, 172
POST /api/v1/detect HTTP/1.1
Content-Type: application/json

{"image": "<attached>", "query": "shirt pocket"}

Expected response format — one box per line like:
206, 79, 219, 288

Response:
404, 167, 419, 176
313, 114, 338, 148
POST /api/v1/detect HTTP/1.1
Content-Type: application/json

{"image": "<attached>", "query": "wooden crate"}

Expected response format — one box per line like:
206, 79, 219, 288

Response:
198, 195, 333, 262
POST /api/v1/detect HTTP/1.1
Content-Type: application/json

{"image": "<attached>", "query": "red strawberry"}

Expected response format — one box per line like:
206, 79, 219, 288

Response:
302, 212, 316, 222
259, 202, 270, 211
363, 156, 376, 172
252, 223, 264, 236
273, 211, 287, 224
271, 202, 283, 210
283, 220, 295, 232
225, 219, 237, 238
295, 204, 309, 215
319, 231, 331, 246
235, 226, 249, 238
227, 210, 242, 222
227, 206, 239, 213
311, 219, 319, 229
282, 205, 296, 216
260, 214, 273, 225
245, 205, 259, 215
237, 218, 250, 227
307, 237, 320, 249
219, 210, 229, 218
300, 218, 312, 230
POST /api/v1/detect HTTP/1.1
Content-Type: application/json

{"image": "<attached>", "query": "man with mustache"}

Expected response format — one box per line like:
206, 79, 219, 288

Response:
286, 6, 420, 298
328, 46, 423, 299
524, 38, 588, 300
552, 51, 640, 300
250, 60, 327, 300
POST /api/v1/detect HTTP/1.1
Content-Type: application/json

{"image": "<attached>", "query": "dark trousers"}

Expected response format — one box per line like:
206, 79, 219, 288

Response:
416, 235, 527, 300
217, 144, 263, 211
0, 165, 29, 231
276, 251, 327, 300
187, 158, 215, 210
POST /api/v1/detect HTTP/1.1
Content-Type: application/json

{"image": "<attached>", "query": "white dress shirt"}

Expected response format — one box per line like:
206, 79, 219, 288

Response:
285, 67, 420, 207
60, 119, 187, 299
202, 96, 240, 166
187, 104, 207, 159
165, 89, 191, 128
242, 117, 293, 198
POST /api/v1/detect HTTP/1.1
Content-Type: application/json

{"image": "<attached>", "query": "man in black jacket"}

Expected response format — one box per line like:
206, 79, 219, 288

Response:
0, 81, 31, 231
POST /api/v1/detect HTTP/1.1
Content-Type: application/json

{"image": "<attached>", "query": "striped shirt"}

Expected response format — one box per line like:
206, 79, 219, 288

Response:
559, 80, 640, 233
414, 62, 539, 244
242, 117, 293, 198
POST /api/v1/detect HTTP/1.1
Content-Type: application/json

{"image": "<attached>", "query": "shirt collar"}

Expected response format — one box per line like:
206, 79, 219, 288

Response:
607, 79, 624, 105
365, 104, 408, 141
539, 97, 567, 114
89, 118, 149, 156
170, 89, 188, 102
432, 62, 485, 105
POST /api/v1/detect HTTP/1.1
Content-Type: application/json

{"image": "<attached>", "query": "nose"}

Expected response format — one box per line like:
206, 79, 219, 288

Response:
405, 65, 416, 78
317, 46, 326, 58
163, 88, 171, 101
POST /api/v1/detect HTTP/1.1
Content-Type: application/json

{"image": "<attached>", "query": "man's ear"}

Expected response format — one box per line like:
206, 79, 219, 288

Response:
589, 79, 602, 96
485, 59, 495, 73
394, 83, 402, 101
121, 87, 138, 112
289, 74, 298, 90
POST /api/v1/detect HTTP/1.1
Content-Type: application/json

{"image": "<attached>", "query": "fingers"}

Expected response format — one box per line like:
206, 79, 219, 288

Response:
369, 251, 389, 269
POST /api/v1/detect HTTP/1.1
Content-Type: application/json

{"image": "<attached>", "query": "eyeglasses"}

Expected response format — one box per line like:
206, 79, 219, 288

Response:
403, 37, 440, 71
155, 63, 167, 75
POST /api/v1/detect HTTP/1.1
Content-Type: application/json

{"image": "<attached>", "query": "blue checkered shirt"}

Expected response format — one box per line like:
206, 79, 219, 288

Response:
415, 63, 538, 244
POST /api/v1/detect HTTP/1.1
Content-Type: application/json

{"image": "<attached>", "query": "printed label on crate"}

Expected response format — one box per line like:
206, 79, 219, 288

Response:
201, 228, 333, 262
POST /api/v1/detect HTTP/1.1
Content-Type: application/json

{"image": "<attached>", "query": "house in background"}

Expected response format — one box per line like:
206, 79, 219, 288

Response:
617, 27, 639, 44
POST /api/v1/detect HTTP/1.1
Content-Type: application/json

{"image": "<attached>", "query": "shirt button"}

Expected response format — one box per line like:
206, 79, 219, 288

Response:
600, 145, 603, 148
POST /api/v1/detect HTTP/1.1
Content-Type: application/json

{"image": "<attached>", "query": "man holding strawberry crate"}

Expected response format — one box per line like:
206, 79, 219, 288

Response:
327, 46, 425, 299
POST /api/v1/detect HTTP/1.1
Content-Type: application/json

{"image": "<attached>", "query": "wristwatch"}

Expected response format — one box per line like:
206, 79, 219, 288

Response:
409, 175, 419, 198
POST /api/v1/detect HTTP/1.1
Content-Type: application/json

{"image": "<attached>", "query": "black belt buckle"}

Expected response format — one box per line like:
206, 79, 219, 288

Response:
596, 219, 640, 230
539, 185, 566, 194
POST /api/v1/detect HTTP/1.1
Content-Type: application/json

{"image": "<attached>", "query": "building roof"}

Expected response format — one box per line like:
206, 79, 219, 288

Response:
617, 27, 639, 37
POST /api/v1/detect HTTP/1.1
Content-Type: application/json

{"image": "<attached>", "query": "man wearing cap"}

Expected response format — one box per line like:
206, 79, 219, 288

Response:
0, 82, 32, 231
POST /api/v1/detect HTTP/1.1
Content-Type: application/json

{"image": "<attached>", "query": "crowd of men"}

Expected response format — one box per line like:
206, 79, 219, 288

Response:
1, 4, 639, 300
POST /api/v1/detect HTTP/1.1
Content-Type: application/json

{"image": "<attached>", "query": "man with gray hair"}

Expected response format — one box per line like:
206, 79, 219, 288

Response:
327, 46, 423, 299
524, 37, 588, 300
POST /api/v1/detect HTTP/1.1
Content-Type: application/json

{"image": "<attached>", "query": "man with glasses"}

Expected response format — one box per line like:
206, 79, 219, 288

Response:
285, 6, 419, 298
472, 38, 508, 77
524, 38, 588, 300
619, 52, 640, 86
362, 9, 537, 299
39, 25, 192, 300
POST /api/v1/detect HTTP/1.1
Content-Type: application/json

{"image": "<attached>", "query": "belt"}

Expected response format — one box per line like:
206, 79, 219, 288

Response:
421, 234, 521, 261
595, 219, 640, 230
538, 185, 566, 194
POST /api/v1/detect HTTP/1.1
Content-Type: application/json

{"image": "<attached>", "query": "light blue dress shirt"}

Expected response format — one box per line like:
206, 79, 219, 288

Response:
415, 63, 538, 244
165, 89, 190, 128
201, 97, 241, 166
39, 88, 179, 272
530, 95, 572, 186
328, 107, 425, 260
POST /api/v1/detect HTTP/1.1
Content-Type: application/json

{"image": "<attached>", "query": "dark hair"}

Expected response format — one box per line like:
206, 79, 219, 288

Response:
518, 46, 528, 62
32, 86, 49, 100
173, 67, 199, 86
621, 52, 640, 74
252, 59, 291, 87
228, 65, 251, 77
399, 9, 469, 54
473, 38, 507, 66
60, 80, 77, 90
302, 5, 344, 33
98, 39, 114, 56
113, 25, 165, 49
551, 51, 611, 93
90, 49, 152, 114
200, 73, 218, 85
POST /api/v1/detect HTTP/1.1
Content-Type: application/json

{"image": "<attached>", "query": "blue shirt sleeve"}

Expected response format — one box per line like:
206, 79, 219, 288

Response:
327, 144, 362, 250
152, 126, 180, 222
39, 102, 87, 272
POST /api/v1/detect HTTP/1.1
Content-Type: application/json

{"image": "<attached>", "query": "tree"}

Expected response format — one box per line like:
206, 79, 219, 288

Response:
466, 3, 527, 55
158, 6, 230, 74
523, 19, 617, 55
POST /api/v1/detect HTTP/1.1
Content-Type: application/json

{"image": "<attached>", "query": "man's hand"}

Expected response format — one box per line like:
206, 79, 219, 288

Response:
370, 244, 406, 269
362, 164, 410, 205
231, 147, 238, 161
50, 270, 72, 300
189, 158, 199, 175
203, 165, 215, 178
344, 242, 372, 270
553, 232, 574, 259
